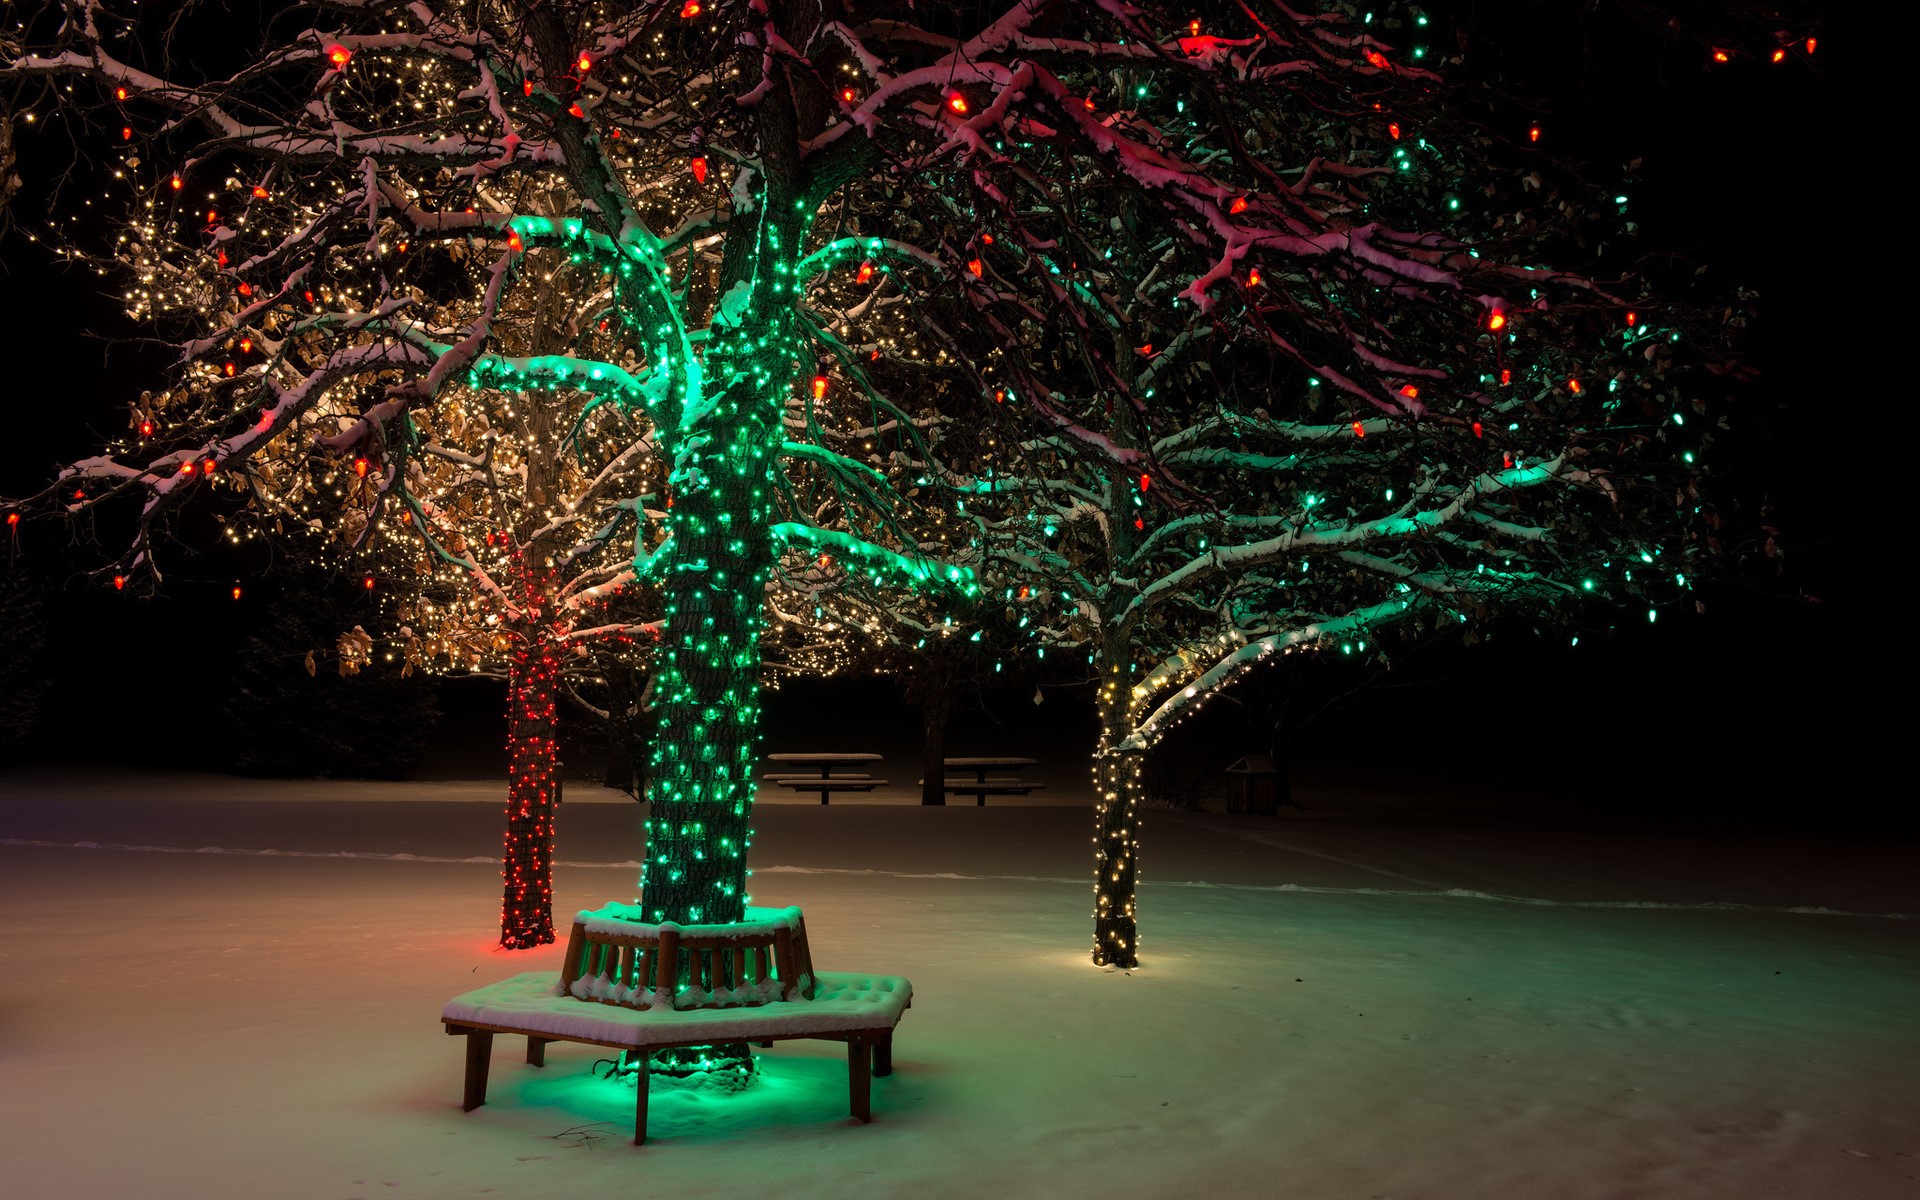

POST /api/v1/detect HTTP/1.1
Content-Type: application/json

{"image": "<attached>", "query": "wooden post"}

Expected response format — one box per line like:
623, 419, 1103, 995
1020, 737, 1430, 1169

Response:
633, 1053, 650, 1146
526, 1037, 548, 1067
873, 1034, 892, 1077
847, 1039, 872, 1123
462, 1029, 494, 1111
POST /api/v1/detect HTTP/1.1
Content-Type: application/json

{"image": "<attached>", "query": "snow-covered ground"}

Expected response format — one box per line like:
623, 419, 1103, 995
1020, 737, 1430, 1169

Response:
2, 770, 1915, 1199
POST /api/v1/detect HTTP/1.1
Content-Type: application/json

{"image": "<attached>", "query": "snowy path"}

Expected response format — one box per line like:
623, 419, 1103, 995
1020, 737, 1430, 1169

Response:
2, 776, 1916, 1199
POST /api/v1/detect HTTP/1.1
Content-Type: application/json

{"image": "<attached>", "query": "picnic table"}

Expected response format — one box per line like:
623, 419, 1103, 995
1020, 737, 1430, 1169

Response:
931, 757, 1042, 806
764, 752, 886, 804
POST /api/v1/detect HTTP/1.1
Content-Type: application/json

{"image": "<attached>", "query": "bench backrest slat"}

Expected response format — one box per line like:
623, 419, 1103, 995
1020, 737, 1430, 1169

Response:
560, 914, 815, 1012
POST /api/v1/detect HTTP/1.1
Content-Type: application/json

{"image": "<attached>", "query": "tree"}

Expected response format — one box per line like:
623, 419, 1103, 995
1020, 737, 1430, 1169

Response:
864, 4, 1749, 966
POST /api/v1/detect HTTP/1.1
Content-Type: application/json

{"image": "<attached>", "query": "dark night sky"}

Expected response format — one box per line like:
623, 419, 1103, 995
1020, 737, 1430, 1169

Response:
0, 4, 1881, 821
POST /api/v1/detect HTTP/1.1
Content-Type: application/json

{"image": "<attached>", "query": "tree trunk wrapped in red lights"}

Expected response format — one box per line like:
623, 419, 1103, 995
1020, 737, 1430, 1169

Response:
500, 622, 562, 950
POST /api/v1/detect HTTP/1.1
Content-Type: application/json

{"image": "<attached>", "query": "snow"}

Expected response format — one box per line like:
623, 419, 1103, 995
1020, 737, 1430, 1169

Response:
446, 971, 909, 1043
2, 771, 1916, 1199
576, 901, 806, 939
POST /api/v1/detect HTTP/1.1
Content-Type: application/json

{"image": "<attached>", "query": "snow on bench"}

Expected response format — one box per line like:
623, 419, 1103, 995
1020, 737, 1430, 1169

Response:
441, 903, 910, 1144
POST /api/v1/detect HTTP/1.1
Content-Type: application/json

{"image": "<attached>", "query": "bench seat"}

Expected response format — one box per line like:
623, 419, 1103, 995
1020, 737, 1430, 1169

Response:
443, 970, 911, 1048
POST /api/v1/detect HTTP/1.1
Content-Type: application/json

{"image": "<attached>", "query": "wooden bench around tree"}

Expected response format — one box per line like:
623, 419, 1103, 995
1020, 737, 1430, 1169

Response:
441, 904, 911, 1144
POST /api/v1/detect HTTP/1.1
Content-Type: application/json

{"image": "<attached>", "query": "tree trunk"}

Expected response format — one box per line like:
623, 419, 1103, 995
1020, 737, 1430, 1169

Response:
500, 629, 561, 949
640, 368, 787, 1082
1268, 713, 1297, 810
920, 682, 952, 806
1091, 652, 1143, 967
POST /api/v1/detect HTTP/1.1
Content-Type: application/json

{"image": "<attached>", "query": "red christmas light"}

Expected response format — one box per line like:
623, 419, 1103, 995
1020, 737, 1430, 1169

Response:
506, 229, 523, 251
1486, 310, 1507, 332
170, 175, 183, 190
679, 0, 702, 16
1352, 422, 1366, 438
841, 87, 857, 103
993, 388, 1006, 404
1388, 122, 1401, 139
223, 362, 235, 376
1771, 49, 1786, 64
179, 461, 195, 475
327, 45, 352, 67
115, 87, 127, 101
364, 576, 376, 590
1625, 311, 1637, 326
202, 458, 216, 475
1138, 473, 1151, 492
1806, 38, 1817, 54
523, 80, 534, 97
251, 185, 269, 199
1499, 369, 1512, 386
122, 126, 132, 140
947, 92, 969, 115
1365, 50, 1389, 70
1528, 125, 1541, 143
967, 258, 983, 278
690, 156, 708, 184
1247, 268, 1262, 287
567, 102, 585, 119
232, 585, 243, 601
1567, 378, 1583, 394
237, 282, 253, 296
354, 457, 370, 477
139, 420, 153, 437
1229, 196, 1249, 214
1471, 420, 1484, 439
6, 512, 17, 528
1712, 49, 1730, 63
1398, 384, 1420, 399
856, 261, 875, 284
810, 374, 830, 400
113, 575, 126, 590
577, 53, 592, 73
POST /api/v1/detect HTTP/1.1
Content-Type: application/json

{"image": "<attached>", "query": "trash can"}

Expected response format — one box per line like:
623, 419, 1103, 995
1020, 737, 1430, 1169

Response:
1224, 755, 1279, 815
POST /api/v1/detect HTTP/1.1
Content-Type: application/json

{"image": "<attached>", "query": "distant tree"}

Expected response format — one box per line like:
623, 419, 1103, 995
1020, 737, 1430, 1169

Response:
0, 567, 53, 756
224, 576, 440, 779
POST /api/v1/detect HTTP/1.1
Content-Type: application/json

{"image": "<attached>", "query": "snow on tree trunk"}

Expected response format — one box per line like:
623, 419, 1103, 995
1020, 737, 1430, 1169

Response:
1092, 649, 1144, 968
500, 591, 562, 950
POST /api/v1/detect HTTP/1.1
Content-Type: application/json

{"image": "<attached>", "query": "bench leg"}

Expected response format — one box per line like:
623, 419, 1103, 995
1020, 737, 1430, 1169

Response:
462, 1030, 494, 1111
634, 1055, 650, 1146
848, 1040, 872, 1123
526, 1037, 548, 1067
873, 1034, 893, 1078
976, 792, 986, 806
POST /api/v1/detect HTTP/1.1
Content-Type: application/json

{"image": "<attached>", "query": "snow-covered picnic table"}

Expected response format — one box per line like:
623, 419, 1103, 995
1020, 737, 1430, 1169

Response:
764, 752, 887, 803
931, 757, 1043, 805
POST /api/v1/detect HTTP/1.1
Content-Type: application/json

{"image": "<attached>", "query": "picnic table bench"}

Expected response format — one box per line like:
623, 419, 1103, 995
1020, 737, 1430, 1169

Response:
441, 903, 911, 1144
921, 757, 1043, 805
764, 752, 886, 804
